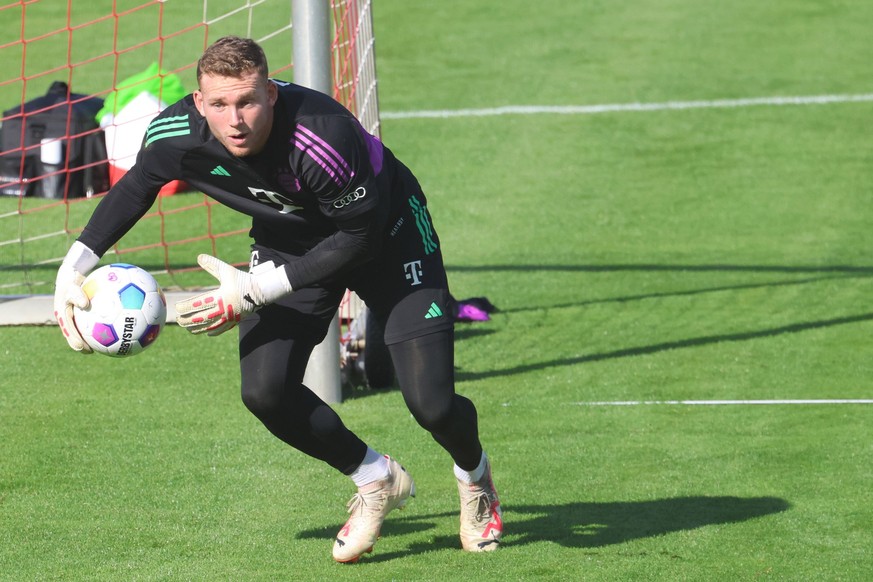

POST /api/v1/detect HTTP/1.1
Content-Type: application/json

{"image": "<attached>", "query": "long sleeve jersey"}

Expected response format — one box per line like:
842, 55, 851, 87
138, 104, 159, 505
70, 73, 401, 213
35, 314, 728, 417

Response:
79, 79, 413, 290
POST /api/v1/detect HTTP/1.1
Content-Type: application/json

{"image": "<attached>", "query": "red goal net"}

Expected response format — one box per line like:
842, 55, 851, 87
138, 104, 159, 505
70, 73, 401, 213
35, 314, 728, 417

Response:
0, 0, 379, 298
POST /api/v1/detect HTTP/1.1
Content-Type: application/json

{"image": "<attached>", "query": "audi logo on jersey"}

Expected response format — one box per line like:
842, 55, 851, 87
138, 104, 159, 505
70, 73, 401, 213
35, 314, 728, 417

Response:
333, 186, 366, 209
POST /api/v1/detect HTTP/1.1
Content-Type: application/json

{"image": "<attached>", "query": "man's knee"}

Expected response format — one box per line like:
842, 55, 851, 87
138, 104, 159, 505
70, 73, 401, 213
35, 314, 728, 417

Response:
241, 375, 285, 418
407, 396, 453, 433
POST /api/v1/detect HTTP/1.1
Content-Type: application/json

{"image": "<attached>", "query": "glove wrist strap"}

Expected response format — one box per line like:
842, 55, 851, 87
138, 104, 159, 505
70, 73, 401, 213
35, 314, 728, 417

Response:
254, 265, 293, 304
63, 241, 100, 275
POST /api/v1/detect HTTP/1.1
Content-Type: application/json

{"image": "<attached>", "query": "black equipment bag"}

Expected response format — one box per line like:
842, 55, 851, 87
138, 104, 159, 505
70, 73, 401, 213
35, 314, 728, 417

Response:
0, 81, 110, 198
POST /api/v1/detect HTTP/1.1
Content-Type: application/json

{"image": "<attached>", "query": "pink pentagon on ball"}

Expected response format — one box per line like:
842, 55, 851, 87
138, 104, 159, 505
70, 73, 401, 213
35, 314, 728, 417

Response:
91, 322, 119, 347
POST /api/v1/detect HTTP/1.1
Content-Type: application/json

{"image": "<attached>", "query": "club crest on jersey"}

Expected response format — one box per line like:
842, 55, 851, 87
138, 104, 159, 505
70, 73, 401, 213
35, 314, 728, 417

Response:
248, 187, 304, 214
276, 168, 302, 194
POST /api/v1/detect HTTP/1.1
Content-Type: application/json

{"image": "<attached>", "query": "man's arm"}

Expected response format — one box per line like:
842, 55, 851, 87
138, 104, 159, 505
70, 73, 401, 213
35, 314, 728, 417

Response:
282, 213, 384, 289
77, 164, 163, 256
285, 115, 391, 288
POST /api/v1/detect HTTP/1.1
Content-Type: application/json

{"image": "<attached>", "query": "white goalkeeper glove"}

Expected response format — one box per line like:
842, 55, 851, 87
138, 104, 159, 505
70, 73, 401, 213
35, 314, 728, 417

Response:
53, 241, 100, 353
175, 254, 293, 336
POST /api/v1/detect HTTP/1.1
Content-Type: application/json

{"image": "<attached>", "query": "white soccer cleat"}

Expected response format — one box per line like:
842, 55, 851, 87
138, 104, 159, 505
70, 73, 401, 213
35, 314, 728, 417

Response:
457, 460, 503, 552
332, 456, 415, 563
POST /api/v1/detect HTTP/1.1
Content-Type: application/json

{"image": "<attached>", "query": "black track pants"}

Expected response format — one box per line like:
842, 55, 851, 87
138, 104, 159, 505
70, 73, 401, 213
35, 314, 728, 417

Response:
239, 312, 483, 474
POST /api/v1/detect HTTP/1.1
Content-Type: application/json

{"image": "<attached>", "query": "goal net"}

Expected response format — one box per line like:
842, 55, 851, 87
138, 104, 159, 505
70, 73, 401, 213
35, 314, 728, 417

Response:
0, 0, 379, 319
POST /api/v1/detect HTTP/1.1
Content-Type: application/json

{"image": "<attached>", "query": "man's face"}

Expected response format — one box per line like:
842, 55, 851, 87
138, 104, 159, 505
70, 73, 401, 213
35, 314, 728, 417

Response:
193, 70, 278, 157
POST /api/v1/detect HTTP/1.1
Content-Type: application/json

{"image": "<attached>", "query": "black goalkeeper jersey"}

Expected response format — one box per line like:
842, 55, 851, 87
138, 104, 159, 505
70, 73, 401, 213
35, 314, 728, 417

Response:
79, 80, 414, 290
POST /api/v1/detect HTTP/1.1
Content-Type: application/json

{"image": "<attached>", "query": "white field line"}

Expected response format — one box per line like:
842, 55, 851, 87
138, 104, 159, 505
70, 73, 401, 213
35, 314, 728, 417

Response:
574, 399, 873, 406
381, 93, 873, 120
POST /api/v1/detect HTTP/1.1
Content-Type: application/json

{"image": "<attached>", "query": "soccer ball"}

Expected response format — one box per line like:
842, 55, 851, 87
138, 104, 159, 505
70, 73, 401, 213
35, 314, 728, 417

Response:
72, 263, 167, 357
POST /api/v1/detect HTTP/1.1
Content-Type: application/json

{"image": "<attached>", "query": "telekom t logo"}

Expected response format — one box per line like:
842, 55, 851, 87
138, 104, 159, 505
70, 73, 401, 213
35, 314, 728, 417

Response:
403, 260, 423, 286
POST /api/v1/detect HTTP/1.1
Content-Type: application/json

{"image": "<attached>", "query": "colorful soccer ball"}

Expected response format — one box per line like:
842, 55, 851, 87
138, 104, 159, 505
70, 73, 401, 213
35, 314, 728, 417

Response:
72, 263, 167, 357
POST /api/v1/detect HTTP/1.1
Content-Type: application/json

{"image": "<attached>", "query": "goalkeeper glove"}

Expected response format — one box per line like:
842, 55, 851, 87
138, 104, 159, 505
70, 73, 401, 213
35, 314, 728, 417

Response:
175, 254, 293, 336
53, 241, 100, 353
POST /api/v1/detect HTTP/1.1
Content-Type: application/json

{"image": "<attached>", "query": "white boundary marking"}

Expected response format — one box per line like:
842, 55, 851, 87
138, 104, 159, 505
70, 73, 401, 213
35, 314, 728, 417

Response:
382, 93, 873, 119
574, 399, 873, 406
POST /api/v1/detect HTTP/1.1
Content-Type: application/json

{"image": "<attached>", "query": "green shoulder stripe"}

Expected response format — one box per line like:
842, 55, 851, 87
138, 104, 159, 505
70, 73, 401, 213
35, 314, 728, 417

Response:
145, 114, 191, 147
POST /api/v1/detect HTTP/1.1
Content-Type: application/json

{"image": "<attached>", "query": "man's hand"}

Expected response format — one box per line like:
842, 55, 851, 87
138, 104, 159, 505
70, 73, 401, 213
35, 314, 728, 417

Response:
54, 241, 100, 353
175, 254, 293, 336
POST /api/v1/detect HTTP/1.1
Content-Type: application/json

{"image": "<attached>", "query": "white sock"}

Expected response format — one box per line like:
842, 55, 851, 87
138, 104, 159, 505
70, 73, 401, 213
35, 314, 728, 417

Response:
350, 447, 390, 488
454, 452, 488, 484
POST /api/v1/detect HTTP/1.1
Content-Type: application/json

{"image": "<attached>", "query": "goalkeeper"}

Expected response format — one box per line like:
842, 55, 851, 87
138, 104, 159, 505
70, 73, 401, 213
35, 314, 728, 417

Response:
53, 36, 502, 562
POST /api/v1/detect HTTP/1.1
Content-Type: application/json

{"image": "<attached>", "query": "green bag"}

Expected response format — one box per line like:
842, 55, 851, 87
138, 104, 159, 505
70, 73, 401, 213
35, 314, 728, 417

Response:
97, 62, 187, 124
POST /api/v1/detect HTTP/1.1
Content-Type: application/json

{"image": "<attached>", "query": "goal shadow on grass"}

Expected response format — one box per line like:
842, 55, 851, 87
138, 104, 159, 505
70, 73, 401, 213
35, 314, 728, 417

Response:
455, 311, 873, 383
446, 263, 873, 275
444, 263, 873, 382
494, 272, 873, 316
298, 495, 789, 560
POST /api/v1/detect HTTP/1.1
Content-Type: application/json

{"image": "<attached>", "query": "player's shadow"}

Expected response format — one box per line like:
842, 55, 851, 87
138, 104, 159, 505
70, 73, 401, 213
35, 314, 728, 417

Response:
297, 495, 789, 561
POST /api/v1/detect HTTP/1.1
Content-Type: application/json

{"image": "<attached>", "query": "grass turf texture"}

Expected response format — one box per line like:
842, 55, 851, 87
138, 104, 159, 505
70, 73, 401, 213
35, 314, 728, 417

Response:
3, 0, 873, 579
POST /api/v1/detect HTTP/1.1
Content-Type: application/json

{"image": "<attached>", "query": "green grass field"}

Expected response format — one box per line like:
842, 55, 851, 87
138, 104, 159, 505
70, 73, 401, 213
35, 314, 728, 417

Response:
3, 0, 873, 579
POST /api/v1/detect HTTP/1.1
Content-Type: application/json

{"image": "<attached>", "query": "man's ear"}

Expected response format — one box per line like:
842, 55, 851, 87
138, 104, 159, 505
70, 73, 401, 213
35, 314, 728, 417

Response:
193, 90, 205, 116
267, 80, 278, 106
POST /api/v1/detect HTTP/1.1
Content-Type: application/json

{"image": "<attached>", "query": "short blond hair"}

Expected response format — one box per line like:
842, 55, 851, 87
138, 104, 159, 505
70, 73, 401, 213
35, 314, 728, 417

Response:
197, 36, 269, 84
